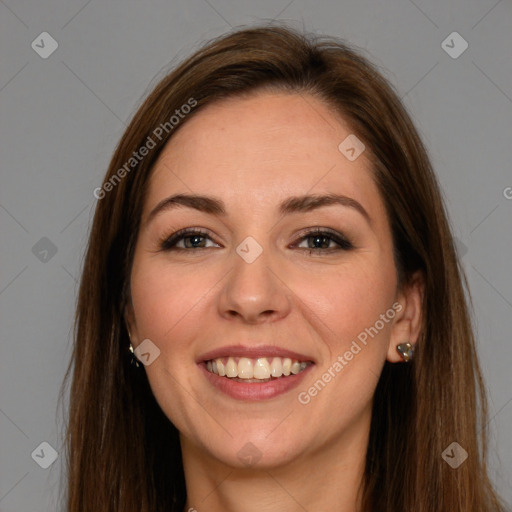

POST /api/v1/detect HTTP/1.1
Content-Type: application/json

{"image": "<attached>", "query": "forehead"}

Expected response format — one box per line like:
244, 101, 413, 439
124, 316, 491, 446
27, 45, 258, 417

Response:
145, 91, 383, 219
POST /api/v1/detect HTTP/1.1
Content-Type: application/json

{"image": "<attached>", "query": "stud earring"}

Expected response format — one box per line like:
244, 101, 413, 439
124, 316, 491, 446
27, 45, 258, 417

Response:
126, 328, 140, 368
396, 342, 414, 362
129, 343, 141, 368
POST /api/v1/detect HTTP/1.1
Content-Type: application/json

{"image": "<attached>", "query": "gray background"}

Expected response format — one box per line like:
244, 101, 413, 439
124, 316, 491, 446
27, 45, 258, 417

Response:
0, 1, 511, 510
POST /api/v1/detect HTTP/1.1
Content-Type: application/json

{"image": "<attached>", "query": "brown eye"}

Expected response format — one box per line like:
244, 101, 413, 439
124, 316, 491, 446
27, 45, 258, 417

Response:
294, 228, 354, 253
159, 229, 219, 251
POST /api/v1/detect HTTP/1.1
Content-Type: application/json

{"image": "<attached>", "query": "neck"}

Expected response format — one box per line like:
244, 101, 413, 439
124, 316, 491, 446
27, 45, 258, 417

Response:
180, 406, 371, 512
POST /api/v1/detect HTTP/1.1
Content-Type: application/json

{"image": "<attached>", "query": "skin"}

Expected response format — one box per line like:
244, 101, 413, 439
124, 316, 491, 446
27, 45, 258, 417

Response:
125, 91, 424, 512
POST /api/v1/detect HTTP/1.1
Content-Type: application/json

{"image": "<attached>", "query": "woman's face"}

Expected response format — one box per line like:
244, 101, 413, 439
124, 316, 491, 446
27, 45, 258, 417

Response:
126, 91, 416, 469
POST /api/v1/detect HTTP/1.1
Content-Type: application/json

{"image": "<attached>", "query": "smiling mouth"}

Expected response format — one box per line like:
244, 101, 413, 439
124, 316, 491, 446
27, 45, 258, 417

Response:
205, 356, 314, 382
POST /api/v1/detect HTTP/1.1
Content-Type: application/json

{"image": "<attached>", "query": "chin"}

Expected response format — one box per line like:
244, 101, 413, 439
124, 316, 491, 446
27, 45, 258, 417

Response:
198, 425, 311, 470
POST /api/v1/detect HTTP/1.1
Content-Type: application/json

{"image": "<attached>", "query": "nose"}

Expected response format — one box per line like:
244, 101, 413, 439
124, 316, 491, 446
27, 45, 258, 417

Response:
217, 244, 292, 324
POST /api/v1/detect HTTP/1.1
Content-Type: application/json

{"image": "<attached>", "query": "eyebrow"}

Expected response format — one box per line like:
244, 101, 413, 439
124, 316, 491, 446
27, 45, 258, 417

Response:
145, 192, 372, 226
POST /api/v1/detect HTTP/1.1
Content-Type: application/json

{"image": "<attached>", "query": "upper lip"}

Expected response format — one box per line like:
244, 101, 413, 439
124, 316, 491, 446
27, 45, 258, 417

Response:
198, 345, 315, 363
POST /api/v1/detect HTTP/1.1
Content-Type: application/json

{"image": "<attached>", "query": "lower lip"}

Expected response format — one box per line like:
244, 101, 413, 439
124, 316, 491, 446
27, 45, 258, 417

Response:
199, 363, 314, 401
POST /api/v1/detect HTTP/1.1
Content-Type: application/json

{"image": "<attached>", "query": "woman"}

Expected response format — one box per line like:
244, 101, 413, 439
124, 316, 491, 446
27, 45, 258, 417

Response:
62, 24, 509, 511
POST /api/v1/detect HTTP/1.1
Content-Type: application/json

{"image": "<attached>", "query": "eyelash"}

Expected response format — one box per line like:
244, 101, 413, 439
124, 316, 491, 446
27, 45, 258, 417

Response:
158, 227, 355, 254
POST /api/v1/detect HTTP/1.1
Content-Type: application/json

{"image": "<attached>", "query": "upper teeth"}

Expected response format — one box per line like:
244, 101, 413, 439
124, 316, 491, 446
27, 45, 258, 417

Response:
206, 356, 310, 379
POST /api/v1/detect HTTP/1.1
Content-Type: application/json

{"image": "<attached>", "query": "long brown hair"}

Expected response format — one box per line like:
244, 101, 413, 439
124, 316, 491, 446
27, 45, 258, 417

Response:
60, 24, 509, 511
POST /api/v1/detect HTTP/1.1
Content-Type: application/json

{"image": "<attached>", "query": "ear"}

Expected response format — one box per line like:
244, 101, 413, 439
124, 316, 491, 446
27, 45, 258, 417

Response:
386, 270, 425, 363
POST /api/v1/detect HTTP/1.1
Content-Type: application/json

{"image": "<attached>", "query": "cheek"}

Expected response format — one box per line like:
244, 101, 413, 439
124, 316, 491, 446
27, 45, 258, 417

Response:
299, 260, 397, 350
129, 258, 207, 351
129, 259, 209, 426
293, 265, 396, 433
